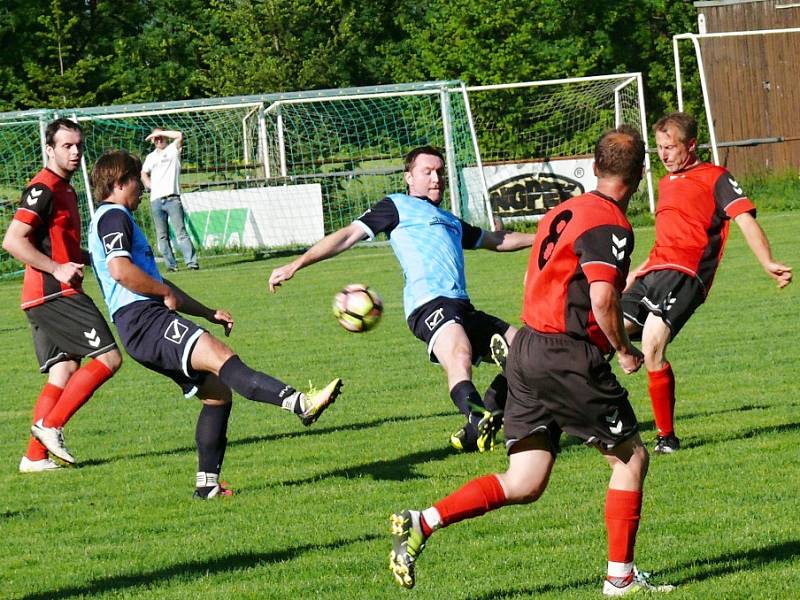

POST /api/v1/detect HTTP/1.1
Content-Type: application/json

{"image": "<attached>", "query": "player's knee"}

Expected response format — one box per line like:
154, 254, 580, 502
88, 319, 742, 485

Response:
500, 474, 547, 504
98, 349, 122, 373
624, 444, 650, 483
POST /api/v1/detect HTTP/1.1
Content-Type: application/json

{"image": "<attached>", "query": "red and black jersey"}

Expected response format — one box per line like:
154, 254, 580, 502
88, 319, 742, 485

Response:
638, 162, 756, 292
522, 191, 634, 353
13, 168, 83, 309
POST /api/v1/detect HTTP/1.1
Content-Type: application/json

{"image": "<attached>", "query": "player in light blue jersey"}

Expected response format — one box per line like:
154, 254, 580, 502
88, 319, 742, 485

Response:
88, 150, 342, 499
269, 146, 534, 452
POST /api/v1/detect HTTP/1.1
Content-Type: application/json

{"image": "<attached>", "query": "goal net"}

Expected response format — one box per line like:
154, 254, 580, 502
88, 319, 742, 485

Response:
0, 113, 49, 277
464, 74, 654, 221
70, 82, 486, 256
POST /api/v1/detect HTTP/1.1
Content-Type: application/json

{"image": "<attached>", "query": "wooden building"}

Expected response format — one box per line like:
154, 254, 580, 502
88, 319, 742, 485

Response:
693, 0, 800, 175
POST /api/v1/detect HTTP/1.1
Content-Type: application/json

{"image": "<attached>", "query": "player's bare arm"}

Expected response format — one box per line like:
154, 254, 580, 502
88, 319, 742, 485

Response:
479, 229, 535, 252
268, 222, 366, 293
734, 212, 792, 288
107, 255, 180, 309
2, 219, 84, 286
590, 280, 643, 374
624, 259, 648, 291
163, 280, 234, 336
145, 128, 183, 146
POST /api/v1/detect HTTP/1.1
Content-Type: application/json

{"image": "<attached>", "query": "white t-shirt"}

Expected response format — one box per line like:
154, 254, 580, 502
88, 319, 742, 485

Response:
142, 140, 181, 200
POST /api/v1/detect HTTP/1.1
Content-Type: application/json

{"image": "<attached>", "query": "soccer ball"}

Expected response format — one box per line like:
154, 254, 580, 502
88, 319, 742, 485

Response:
332, 284, 383, 332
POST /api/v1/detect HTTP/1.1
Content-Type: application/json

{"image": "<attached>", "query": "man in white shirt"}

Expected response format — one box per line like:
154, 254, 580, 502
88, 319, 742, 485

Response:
141, 128, 198, 271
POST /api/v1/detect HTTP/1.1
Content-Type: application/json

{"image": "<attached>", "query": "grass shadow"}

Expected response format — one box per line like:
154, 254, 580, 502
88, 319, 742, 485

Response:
464, 539, 800, 599
275, 445, 457, 486
20, 533, 379, 600
680, 421, 800, 451
79, 410, 455, 467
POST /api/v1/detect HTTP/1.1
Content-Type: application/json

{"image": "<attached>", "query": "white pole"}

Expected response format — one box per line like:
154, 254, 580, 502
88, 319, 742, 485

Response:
258, 105, 270, 180
635, 73, 656, 213
458, 82, 495, 230
39, 118, 47, 167
688, 34, 719, 165
73, 113, 95, 217
673, 36, 685, 112
467, 72, 640, 92
277, 108, 287, 178
440, 89, 460, 218
242, 112, 251, 180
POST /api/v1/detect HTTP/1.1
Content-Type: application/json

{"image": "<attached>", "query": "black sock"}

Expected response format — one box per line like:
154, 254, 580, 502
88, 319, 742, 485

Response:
450, 380, 485, 420
218, 355, 295, 407
195, 402, 232, 474
482, 374, 508, 414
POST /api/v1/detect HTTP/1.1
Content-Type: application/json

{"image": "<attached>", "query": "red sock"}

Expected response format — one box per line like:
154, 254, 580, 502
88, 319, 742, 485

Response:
26, 383, 64, 460
648, 362, 675, 437
433, 474, 507, 528
44, 360, 114, 428
605, 488, 642, 565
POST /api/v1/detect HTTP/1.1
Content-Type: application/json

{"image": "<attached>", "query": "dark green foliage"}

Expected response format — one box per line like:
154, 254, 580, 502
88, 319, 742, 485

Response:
2, 0, 700, 121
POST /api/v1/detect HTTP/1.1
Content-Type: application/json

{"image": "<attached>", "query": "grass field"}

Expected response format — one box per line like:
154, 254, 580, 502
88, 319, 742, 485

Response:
0, 212, 797, 599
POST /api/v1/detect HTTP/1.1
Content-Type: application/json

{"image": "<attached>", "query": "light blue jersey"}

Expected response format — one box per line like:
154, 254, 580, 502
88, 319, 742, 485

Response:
356, 193, 484, 318
88, 203, 163, 319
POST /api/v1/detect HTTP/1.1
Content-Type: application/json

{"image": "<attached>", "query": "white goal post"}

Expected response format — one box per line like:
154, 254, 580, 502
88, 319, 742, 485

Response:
463, 73, 655, 221
673, 26, 800, 167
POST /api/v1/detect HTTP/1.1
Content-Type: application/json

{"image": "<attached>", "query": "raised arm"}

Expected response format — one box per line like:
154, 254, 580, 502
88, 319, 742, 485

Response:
268, 222, 367, 293
145, 128, 183, 149
478, 229, 535, 252
734, 212, 792, 288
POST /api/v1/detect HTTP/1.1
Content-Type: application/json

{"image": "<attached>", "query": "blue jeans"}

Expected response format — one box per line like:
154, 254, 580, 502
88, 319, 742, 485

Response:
149, 196, 198, 270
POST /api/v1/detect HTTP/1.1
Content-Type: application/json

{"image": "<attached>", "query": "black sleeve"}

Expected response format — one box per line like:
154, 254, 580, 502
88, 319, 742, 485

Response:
17, 183, 54, 224
357, 197, 400, 237
96, 209, 135, 256
459, 219, 484, 249
574, 224, 634, 277
714, 171, 755, 218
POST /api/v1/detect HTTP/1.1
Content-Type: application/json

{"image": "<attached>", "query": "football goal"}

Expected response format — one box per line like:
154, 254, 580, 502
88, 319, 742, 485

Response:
464, 73, 654, 221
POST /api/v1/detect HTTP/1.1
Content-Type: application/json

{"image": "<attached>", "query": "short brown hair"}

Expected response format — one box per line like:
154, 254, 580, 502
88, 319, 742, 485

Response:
594, 125, 646, 186
91, 150, 142, 201
45, 118, 82, 147
653, 112, 697, 143
403, 145, 445, 172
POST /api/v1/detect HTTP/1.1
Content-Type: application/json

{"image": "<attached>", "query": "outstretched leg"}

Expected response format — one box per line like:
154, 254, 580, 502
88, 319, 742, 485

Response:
191, 333, 342, 425
390, 434, 555, 589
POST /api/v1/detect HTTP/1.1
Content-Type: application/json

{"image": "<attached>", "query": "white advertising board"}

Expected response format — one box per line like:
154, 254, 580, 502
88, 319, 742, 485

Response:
181, 184, 324, 248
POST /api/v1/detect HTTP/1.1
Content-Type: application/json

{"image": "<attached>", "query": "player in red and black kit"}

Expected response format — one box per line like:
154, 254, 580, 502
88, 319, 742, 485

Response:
390, 126, 674, 596
2, 119, 122, 472
621, 112, 792, 454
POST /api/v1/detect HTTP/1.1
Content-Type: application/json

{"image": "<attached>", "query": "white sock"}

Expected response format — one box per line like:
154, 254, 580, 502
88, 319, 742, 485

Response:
421, 507, 442, 532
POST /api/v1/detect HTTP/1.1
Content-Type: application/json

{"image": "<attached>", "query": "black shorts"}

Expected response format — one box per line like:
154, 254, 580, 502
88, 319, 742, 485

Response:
114, 300, 207, 396
26, 293, 118, 373
621, 270, 705, 338
503, 327, 639, 452
407, 297, 510, 364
